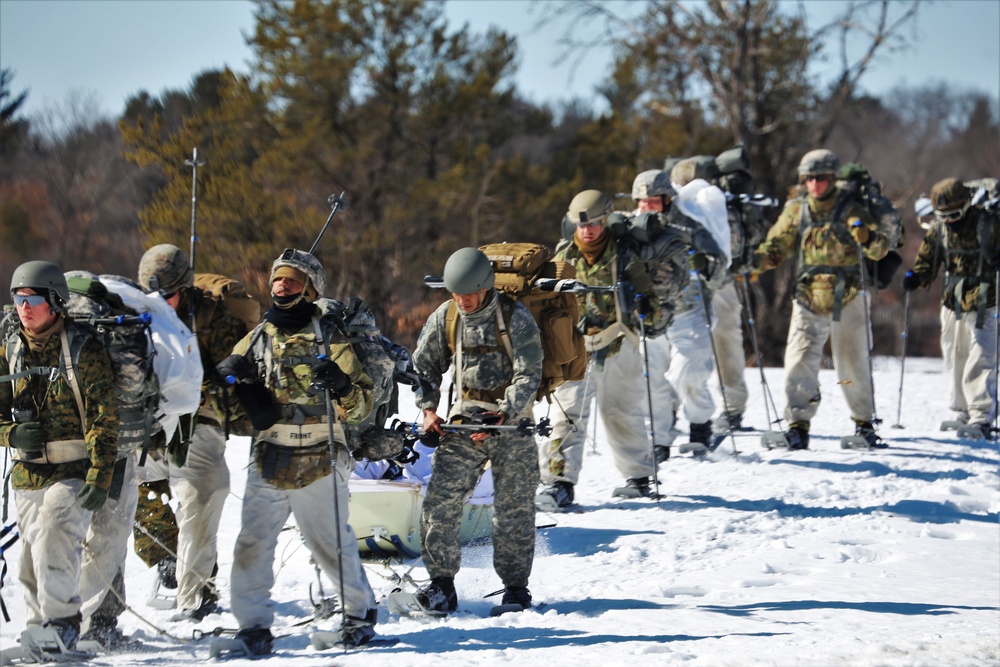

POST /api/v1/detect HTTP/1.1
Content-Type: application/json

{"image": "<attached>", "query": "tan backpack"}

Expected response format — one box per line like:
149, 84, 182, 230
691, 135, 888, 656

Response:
193, 273, 261, 333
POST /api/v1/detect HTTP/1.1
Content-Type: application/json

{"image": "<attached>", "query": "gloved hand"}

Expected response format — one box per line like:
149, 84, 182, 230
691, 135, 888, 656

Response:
901, 271, 920, 292
233, 381, 280, 431
635, 294, 655, 318
166, 426, 189, 468
77, 483, 109, 511
215, 354, 254, 385
10, 422, 45, 452
311, 358, 353, 398
851, 222, 870, 245
390, 442, 419, 466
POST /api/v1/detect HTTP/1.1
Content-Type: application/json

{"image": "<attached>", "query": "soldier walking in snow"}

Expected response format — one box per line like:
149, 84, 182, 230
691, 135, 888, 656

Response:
902, 177, 1000, 439
411, 248, 542, 613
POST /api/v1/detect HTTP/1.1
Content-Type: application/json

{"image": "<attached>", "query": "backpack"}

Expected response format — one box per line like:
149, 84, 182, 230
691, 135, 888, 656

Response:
966, 178, 1000, 212
445, 243, 587, 403
194, 273, 261, 333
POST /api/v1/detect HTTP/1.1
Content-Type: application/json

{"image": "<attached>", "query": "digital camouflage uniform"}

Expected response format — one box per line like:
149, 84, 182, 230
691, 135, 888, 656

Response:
229, 310, 378, 629
543, 236, 657, 485
756, 185, 888, 426
910, 205, 1000, 427
413, 289, 542, 588
0, 318, 118, 631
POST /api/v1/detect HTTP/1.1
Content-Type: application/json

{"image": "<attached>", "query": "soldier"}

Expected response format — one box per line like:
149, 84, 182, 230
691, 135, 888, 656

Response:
218, 248, 378, 652
1, 261, 117, 649
411, 248, 542, 613
755, 149, 890, 448
536, 190, 663, 508
902, 178, 1000, 438
136, 244, 248, 621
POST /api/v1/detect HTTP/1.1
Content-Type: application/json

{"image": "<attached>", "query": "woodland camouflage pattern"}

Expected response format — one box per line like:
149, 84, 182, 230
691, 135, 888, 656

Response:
133, 478, 179, 567
911, 207, 1000, 313
234, 311, 374, 490
413, 291, 542, 421
755, 186, 888, 315
0, 320, 119, 490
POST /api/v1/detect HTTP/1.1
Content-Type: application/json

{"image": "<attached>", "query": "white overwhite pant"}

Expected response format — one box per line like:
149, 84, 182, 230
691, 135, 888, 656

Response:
79, 453, 140, 633
542, 338, 654, 485
711, 281, 749, 416
645, 334, 679, 446
15, 479, 89, 626
171, 421, 230, 611
231, 445, 375, 628
783, 298, 874, 425
666, 307, 717, 425
940, 306, 997, 425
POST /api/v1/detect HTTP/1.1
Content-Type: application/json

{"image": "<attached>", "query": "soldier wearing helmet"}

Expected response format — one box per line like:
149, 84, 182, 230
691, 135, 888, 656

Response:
902, 177, 1000, 439
537, 189, 663, 508
134, 243, 250, 622
755, 148, 890, 450
217, 247, 379, 652
410, 247, 543, 614
2, 260, 118, 649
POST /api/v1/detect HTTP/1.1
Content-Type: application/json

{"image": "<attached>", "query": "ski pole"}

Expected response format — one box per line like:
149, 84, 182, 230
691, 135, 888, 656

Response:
737, 273, 782, 431
319, 363, 348, 635
636, 297, 662, 506
184, 148, 205, 332
308, 193, 349, 255
891, 289, 910, 429
693, 266, 739, 456
994, 268, 999, 441
852, 222, 879, 426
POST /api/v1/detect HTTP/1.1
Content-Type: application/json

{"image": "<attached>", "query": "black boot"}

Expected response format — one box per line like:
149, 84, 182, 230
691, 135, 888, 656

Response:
415, 576, 457, 614
501, 586, 532, 610
235, 625, 273, 655
785, 421, 810, 450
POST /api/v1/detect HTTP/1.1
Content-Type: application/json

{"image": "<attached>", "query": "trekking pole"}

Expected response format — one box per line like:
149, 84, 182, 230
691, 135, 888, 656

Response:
308, 193, 349, 255
318, 361, 349, 636
185, 148, 205, 332
852, 222, 880, 425
636, 298, 662, 506
693, 267, 740, 456
737, 274, 782, 431
993, 268, 999, 441
891, 289, 910, 429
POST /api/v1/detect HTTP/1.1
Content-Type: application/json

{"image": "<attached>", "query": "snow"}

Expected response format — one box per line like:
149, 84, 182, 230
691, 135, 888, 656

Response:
1, 356, 998, 665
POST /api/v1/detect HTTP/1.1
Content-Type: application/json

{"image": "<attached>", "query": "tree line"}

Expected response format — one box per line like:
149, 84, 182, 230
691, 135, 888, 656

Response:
1, 0, 997, 362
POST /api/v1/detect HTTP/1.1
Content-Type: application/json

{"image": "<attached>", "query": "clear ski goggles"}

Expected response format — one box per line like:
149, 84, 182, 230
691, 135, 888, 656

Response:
934, 204, 968, 223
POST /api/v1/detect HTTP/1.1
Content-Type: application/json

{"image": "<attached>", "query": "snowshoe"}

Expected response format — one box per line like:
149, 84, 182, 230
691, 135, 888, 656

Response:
956, 423, 989, 440
146, 576, 177, 610
388, 577, 456, 617
170, 583, 221, 622
311, 609, 377, 650
940, 418, 966, 431
79, 617, 142, 653
611, 477, 661, 499
534, 481, 574, 512
841, 421, 887, 450
762, 424, 809, 451
489, 586, 532, 616
0, 625, 95, 665
209, 625, 273, 659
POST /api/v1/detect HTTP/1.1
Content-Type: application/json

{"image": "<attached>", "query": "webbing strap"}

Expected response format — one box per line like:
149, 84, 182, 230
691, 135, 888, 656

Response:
58, 330, 86, 440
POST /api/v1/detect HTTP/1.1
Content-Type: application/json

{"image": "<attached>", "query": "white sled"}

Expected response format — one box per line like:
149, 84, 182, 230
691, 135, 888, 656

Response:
348, 479, 493, 559
0, 627, 97, 665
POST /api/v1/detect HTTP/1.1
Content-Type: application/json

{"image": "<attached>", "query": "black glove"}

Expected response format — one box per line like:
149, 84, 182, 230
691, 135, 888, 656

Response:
390, 442, 419, 465
689, 252, 717, 280
233, 381, 280, 431
77, 484, 109, 512
901, 271, 920, 292
636, 294, 655, 318
10, 422, 45, 452
311, 359, 353, 398
215, 354, 254, 385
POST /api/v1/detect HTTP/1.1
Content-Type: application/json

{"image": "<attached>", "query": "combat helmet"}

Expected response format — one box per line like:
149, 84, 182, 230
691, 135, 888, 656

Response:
567, 190, 613, 227
632, 170, 676, 201
797, 149, 840, 180
442, 248, 494, 295
670, 156, 719, 188
930, 177, 971, 223
10, 260, 70, 310
138, 244, 194, 295
270, 248, 326, 297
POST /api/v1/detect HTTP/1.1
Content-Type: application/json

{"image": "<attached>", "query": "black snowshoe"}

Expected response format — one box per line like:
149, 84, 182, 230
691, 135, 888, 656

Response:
490, 586, 532, 616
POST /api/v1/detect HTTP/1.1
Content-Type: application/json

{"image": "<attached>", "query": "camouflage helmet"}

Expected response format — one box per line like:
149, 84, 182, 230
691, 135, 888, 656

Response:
270, 248, 326, 296
930, 177, 971, 223
632, 170, 675, 201
671, 156, 720, 187
10, 260, 70, 307
797, 149, 840, 179
567, 190, 613, 226
138, 244, 194, 295
443, 247, 494, 294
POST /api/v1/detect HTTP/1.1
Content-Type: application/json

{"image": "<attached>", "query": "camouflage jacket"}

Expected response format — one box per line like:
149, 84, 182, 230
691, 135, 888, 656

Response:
912, 207, 1000, 313
178, 287, 249, 432
555, 235, 662, 345
0, 320, 119, 491
233, 310, 375, 489
726, 201, 770, 278
414, 290, 542, 422
755, 186, 888, 315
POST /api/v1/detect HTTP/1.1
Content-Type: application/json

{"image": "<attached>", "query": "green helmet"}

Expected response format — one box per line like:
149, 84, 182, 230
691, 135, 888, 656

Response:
270, 248, 326, 296
10, 260, 70, 308
632, 170, 675, 200
797, 149, 840, 179
567, 190, 612, 226
443, 248, 494, 294
138, 244, 194, 295
930, 177, 971, 223
670, 156, 720, 187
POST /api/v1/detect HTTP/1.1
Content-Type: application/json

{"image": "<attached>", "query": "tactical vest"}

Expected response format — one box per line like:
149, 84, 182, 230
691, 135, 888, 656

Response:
795, 193, 864, 321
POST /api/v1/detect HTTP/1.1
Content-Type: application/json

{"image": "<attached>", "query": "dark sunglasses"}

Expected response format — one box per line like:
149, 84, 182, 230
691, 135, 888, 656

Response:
12, 294, 48, 308
804, 175, 830, 183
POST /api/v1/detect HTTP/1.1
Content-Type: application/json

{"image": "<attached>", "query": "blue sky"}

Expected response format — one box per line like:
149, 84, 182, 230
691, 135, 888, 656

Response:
1, 0, 998, 120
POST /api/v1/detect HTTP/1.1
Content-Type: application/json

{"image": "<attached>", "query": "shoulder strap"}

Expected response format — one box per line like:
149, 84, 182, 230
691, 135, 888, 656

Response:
445, 301, 459, 355
60, 328, 87, 439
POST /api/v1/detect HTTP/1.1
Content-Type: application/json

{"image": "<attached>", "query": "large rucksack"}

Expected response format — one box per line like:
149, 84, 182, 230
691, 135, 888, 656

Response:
836, 163, 905, 289
193, 273, 261, 333
445, 243, 587, 403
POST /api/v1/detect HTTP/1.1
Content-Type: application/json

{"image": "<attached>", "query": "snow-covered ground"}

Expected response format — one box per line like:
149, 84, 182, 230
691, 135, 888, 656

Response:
1, 356, 998, 666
